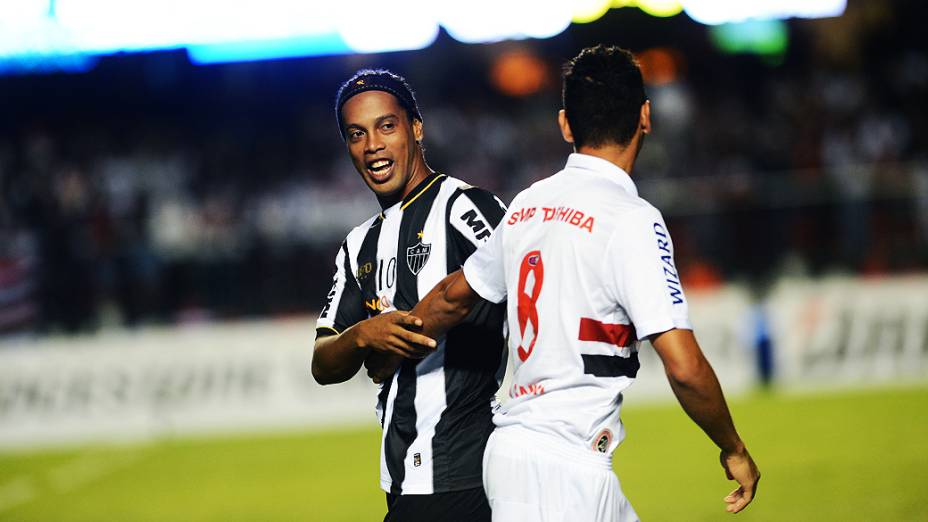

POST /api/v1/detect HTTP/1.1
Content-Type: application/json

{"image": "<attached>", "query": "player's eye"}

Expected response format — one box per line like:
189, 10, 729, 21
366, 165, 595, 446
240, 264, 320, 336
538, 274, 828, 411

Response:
381, 122, 395, 132
348, 129, 364, 141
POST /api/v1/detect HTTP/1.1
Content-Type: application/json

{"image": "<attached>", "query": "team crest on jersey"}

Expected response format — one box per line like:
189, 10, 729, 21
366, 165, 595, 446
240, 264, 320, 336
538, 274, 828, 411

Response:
593, 429, 613, 453
406, 241, 431, 275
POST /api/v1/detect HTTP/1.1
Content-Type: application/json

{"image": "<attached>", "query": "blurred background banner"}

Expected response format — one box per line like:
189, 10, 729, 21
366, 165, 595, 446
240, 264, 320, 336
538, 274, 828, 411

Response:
0, 0, 927, 518
2, 276, 924, 450
0, 319, 378, 450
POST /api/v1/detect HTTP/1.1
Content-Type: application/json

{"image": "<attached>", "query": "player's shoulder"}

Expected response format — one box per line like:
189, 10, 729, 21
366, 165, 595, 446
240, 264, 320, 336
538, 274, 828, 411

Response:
343, 212, 383, 245
443, 176, 504, 202
442, 175, 507, 215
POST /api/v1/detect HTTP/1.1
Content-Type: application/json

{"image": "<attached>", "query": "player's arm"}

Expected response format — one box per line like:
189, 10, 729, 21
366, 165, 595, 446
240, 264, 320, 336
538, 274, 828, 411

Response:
649, 328, 760, 513
312, 312, 437, 385
414, 188, 506, 341
366, 188, 508, 383
312, 239, 437, 385
610, 206, 759, 513
365, 270, 481, 383
413, 269, 482, 338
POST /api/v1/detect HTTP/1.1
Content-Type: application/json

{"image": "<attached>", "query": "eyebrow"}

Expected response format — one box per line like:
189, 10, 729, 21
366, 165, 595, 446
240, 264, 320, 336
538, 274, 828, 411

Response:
345, 113, 400, 131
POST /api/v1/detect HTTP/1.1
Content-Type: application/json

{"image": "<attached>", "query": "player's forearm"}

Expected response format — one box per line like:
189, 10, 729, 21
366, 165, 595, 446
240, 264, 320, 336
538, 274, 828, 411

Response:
651, 329, 744, 454
311, 326, 369, 385
665, 357, 743, 454
410, 270, 479, 340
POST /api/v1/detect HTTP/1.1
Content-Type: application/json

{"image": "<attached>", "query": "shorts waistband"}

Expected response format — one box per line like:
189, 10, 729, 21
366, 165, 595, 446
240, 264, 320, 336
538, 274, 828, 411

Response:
494, 425, 613, 471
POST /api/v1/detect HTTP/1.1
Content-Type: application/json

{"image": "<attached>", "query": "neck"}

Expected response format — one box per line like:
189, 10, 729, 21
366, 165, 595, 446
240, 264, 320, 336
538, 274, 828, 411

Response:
575, 134, 641, 175
377, 152, 433, 209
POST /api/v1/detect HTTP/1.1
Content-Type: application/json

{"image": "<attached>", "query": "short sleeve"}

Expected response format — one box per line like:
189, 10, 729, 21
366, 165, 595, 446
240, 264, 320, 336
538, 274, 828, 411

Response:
607, 206, 692, 340
316, 241, 367, 339
447, 187, 507, 254
462, 225, 507, 304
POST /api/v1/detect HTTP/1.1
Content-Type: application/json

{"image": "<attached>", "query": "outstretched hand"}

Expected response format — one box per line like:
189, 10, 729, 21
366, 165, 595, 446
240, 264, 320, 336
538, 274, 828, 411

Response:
720, 446, 760, 514
355, 310, 437, 359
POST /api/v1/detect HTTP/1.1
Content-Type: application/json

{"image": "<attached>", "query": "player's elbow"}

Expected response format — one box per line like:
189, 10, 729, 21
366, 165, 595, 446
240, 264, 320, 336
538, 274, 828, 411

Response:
310, 353, 340, 386
664, 355, 712, 389
310, 360, 330, 385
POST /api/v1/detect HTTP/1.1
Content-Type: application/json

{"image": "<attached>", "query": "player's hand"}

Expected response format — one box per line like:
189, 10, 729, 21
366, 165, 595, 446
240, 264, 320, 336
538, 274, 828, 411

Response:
365, 352, 402, 384
720, 445, 760, 513
355, 311, 437, 359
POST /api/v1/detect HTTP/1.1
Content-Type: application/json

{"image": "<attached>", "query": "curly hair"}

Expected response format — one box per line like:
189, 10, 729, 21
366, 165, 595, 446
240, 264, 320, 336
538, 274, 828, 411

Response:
562, 45, 647, 149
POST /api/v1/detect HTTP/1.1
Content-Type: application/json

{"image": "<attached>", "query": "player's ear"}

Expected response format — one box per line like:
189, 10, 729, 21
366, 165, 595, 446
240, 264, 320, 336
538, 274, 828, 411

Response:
412, 118, 424, 144
558, 110, 574, 144
639, 99, 651, 135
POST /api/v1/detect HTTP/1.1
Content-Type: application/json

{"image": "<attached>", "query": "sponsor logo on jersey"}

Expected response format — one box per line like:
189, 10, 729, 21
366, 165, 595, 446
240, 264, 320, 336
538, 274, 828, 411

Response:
509, 382, 545, 398
653, 222, 684, 305
319, 277, 338, 319
356, 261, 373, 281
460, 209, 492, 241
406, 241, 431, 275
364, 295, 392, 313
593, 429, 613, 453
506, 205, 595, 233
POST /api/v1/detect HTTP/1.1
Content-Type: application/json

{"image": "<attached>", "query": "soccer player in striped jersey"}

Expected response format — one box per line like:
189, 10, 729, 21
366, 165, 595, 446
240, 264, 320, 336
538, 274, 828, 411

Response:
405, 46, 760, 521
311, 70, 507, 522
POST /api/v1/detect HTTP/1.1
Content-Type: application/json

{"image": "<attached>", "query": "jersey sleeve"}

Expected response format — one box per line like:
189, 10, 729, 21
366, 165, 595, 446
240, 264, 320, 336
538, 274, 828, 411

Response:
449, 187, 508, 304
447, 187, 507, 255
607, 206, 692, 340
463, 224, 507, 304
315, 240, 367, 340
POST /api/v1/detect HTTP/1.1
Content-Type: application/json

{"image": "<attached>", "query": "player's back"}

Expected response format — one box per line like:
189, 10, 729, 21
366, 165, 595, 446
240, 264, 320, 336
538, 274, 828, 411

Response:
491, 153, 688, 456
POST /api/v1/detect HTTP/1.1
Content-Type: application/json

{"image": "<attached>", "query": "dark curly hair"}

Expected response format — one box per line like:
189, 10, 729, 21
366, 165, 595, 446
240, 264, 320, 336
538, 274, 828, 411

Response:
562, 45, 647, 149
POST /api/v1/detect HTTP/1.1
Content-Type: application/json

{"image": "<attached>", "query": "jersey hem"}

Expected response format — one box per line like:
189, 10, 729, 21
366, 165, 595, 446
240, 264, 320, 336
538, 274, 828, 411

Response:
634, 319, 693, 341
462, 262, 505, 304
315, 325, 340, 337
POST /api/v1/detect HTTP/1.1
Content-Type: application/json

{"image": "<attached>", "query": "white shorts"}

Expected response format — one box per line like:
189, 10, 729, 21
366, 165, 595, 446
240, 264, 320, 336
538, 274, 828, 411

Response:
482, 426, 639, 522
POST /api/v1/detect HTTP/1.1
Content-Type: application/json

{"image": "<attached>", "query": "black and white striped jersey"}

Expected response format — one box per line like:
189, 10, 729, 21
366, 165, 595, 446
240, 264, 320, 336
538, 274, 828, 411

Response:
316, 173, 507, 495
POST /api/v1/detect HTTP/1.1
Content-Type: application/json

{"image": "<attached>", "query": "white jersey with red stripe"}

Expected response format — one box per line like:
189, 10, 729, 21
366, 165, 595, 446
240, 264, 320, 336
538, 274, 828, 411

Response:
463, 153, 692, 456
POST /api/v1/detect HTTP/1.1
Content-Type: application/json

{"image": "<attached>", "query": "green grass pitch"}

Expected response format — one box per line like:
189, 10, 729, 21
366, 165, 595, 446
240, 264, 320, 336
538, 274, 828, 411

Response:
1, 384, 926, 521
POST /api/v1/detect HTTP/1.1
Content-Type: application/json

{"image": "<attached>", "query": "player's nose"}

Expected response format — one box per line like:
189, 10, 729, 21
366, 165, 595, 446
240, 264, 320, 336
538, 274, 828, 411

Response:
364, 133, 385, 154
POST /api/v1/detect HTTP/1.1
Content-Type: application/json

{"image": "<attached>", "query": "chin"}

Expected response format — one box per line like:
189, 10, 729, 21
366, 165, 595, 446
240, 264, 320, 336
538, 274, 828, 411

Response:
371, 183, 403, 202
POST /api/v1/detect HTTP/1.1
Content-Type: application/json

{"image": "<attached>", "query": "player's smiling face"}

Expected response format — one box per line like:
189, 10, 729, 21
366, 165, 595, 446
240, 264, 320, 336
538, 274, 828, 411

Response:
341, 90, 425, 206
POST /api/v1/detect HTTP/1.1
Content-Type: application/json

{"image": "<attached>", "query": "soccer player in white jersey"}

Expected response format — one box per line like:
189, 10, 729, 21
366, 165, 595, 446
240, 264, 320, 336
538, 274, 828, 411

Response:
404, 45, 760, 521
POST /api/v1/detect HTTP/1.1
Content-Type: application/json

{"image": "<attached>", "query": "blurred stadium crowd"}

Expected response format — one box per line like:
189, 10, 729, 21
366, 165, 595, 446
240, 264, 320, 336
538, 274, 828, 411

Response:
0, 1, 925, 335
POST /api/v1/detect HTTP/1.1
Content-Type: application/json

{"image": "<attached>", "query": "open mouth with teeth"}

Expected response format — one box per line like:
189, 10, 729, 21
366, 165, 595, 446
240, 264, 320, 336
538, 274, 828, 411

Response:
366, 158, 395, 182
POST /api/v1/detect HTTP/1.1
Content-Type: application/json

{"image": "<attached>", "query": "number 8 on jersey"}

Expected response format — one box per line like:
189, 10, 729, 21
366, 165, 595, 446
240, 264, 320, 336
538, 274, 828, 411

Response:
516, 250, 544, 362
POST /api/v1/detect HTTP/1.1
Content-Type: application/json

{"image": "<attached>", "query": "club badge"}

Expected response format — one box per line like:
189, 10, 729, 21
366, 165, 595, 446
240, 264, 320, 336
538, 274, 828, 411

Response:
406, 241, 431, 275
593, 429, 613, 453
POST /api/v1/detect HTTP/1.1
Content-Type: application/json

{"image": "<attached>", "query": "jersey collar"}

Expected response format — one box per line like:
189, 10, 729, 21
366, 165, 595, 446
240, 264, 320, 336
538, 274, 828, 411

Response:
382, 172, 446, 218
565, 153, 638, 197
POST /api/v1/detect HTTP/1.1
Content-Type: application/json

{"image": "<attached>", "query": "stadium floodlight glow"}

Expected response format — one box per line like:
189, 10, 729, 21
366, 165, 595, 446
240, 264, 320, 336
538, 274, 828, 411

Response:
336, 0, 439, 53
572, 0, 612, 24
681, 0, 846, 25
520, 1, 573, 39
0, 0, 849, 75
439, 0, 572, 43
573, 0, 683, 24
187, 34, 351, 65
634, 0, 684, 18
710, 19, 788, 56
